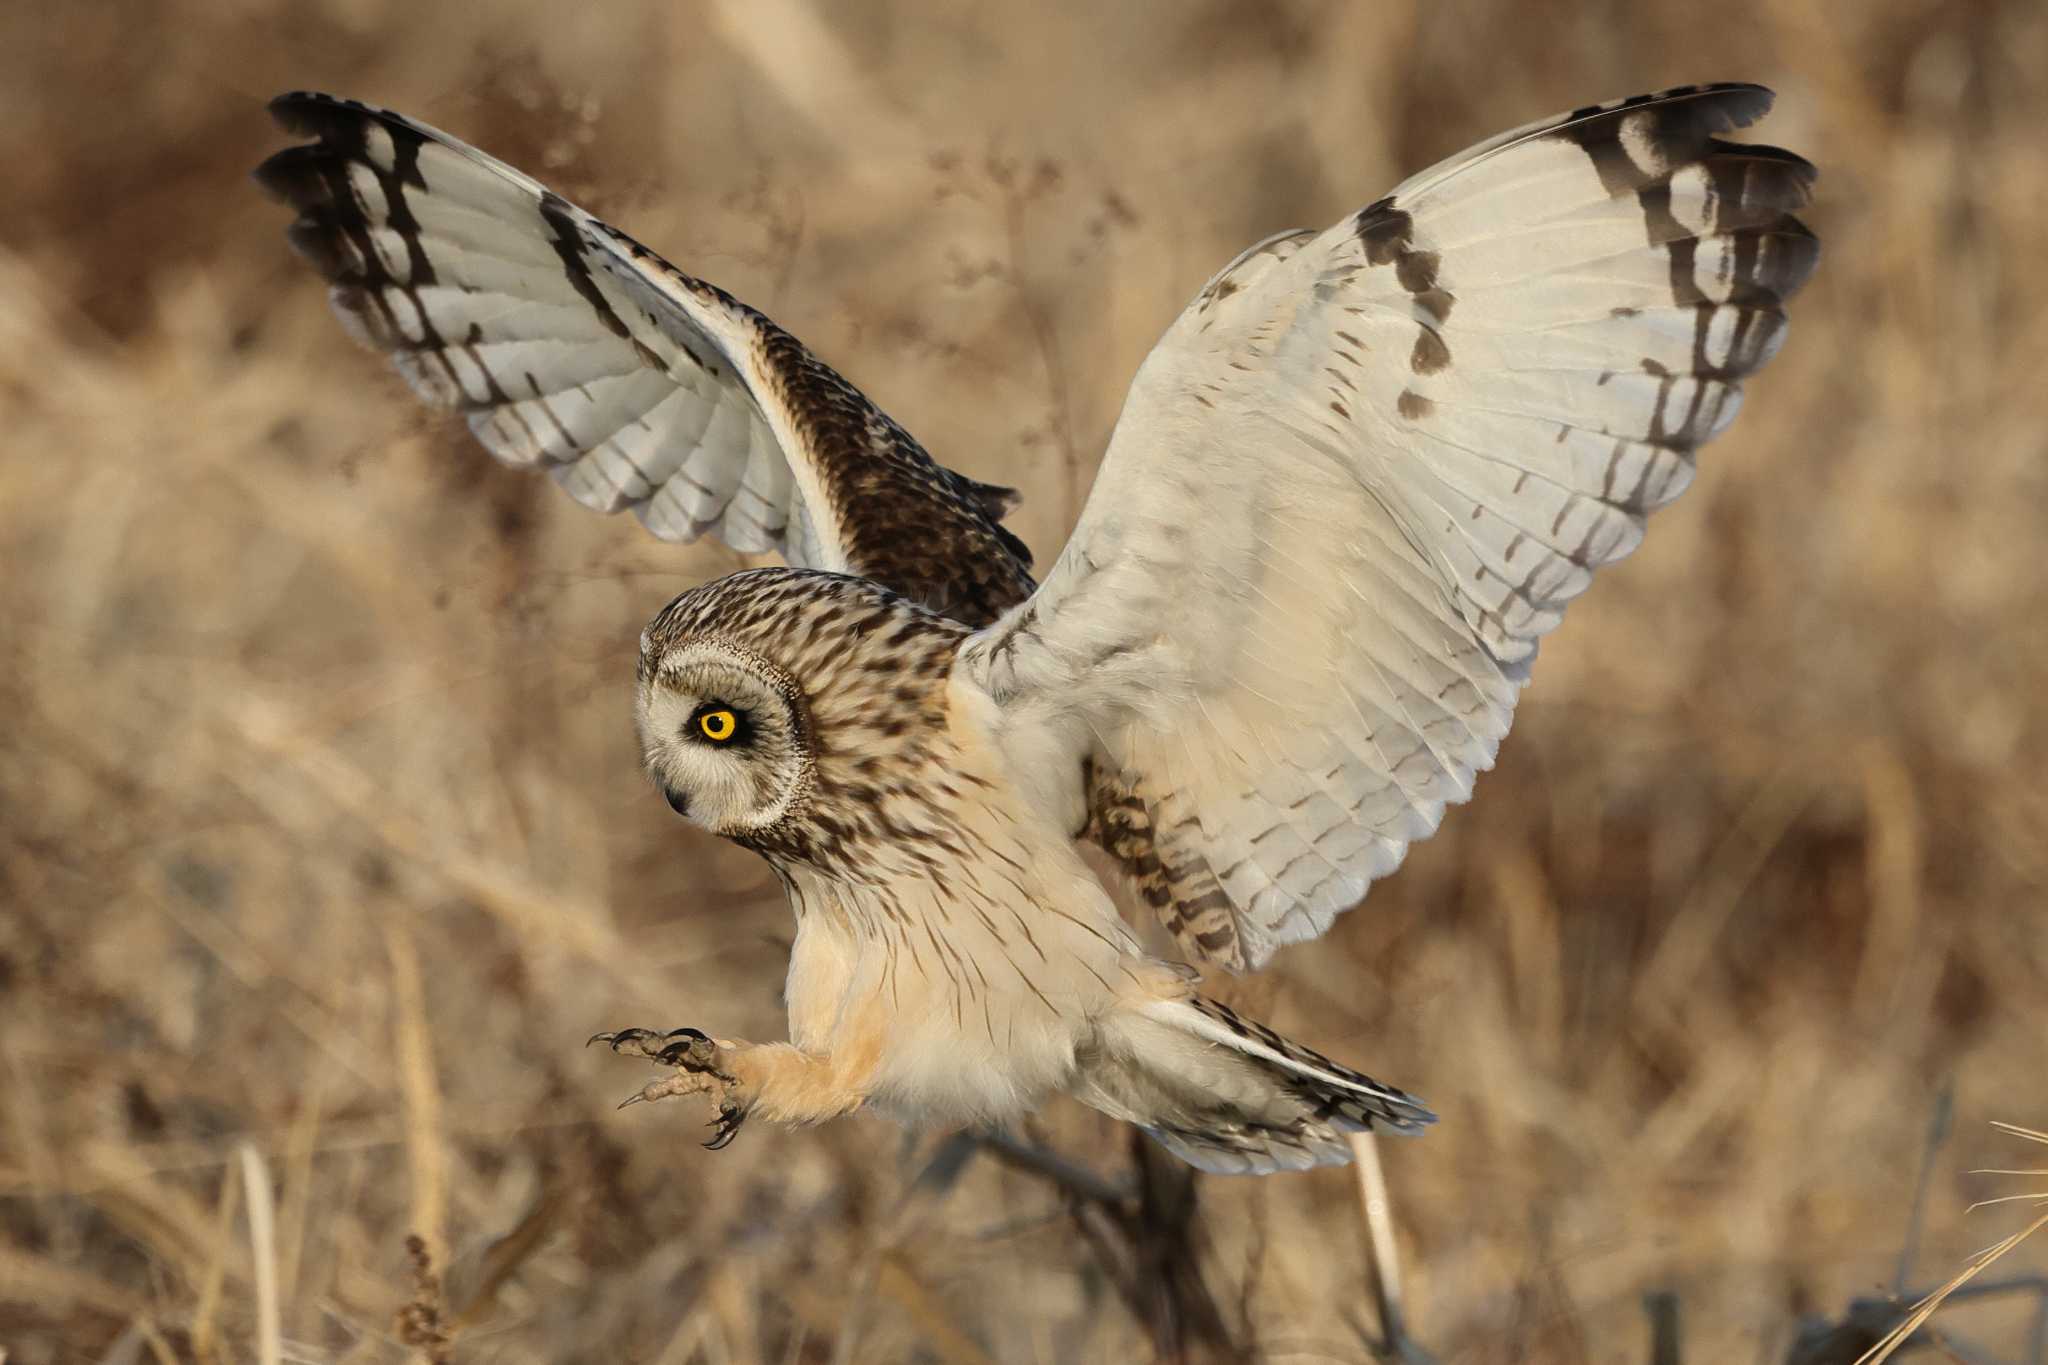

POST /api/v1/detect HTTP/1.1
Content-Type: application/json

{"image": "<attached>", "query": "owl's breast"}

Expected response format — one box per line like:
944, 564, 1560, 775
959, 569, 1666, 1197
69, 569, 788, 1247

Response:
778, 832, 1136, 1129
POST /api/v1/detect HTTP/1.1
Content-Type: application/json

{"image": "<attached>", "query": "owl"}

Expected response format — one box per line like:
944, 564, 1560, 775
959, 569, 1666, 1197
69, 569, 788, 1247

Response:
257, 84, 1816, 1172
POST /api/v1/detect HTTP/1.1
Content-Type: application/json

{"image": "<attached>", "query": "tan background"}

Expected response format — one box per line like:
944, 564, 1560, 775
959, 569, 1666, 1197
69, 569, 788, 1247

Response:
3, 1, 2044, 1361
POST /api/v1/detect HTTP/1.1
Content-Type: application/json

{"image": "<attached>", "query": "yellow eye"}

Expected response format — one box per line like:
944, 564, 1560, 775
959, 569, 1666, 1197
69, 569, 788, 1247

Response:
698, 708, 738, 743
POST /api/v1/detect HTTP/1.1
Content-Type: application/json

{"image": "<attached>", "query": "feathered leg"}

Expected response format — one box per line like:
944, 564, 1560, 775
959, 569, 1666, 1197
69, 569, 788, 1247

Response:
589, 1027, 872, 1148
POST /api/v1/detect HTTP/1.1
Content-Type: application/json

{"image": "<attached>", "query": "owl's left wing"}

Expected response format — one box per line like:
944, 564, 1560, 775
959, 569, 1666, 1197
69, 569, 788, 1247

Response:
257, 93, 1034, 626
965, 84, 1818, 972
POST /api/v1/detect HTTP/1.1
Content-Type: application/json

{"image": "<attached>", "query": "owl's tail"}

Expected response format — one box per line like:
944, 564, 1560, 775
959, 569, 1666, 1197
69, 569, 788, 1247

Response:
1071, 995, 1435, 1175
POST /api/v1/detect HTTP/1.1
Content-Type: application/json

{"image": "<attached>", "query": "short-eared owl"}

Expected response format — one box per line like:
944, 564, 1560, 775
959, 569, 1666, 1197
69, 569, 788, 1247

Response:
259, 85, 1816, 1172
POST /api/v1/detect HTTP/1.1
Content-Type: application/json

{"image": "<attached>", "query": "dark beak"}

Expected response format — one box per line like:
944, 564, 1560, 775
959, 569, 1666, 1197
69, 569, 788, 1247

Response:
661, 785, 690, 818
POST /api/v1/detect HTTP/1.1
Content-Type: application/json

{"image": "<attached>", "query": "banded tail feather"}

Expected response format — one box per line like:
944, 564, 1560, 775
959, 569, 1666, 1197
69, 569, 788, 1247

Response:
1076, 995, 1433, 1175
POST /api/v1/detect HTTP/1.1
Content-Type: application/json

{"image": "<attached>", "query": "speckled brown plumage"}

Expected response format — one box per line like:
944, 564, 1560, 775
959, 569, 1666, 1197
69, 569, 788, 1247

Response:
1081, 763, 1244, 969
640, 567, 973, 873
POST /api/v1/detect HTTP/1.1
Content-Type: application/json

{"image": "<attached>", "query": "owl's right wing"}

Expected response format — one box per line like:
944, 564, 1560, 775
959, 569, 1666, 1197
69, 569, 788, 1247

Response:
256, 93, 1035, 628
964, 85, 1818, 972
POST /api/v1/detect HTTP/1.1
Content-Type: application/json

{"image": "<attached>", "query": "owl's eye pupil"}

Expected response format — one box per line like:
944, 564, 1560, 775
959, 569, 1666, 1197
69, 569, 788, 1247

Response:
698, 708, 738, 742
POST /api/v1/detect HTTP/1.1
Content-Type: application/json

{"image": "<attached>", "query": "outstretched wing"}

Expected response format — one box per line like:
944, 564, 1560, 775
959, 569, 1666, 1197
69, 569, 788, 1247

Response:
966, 84, 1819, 971
256, 93, 1035, 627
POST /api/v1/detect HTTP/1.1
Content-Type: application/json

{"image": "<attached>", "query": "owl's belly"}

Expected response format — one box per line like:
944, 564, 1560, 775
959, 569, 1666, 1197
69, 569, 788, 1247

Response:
859, 980, 1092, 1127
782, 893, 1100, 1128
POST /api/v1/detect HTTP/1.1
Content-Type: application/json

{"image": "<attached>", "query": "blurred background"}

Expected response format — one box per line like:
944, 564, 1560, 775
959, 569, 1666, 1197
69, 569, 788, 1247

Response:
3, 1, 2044, 1361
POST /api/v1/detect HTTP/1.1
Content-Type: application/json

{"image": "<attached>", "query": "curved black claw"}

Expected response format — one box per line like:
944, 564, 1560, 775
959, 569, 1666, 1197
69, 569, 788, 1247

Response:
704, 1102, 748, 1151
657, 1029, 715, 1067
587, 1026, 663, 1051
590, 1026, 717, 1064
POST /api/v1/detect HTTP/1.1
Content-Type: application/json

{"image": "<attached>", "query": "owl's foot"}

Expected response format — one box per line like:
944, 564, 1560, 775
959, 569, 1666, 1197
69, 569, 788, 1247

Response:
587, 1026, 750, 1149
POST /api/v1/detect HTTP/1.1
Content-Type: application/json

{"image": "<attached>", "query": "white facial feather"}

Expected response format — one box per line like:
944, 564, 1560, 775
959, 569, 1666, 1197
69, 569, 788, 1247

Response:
637, 642, 809, 836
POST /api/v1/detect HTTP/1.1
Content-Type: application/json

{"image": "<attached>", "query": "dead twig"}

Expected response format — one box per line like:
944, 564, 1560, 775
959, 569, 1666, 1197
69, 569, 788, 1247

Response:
1351, 1130, 1436, 1364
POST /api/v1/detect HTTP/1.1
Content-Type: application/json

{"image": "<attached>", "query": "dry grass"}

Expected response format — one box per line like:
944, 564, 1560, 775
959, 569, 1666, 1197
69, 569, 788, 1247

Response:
1843, 1120, 2048, 1365
3, 1, 2045, 1361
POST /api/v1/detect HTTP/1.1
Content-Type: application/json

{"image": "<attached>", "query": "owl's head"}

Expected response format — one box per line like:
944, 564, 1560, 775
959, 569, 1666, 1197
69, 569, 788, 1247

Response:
636, 635, 812, 836
634, 567, 970, 855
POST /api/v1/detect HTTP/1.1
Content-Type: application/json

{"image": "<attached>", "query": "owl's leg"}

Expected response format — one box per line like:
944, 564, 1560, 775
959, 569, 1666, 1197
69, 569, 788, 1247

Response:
589, 1026, 870, 1147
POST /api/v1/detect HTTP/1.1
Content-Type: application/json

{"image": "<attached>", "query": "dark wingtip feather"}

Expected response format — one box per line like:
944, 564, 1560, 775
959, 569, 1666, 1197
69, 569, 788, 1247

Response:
266, 90, 359, 136
1710, 138, 1822, 198
1564, 81, 1777, 133
250, 142, 328, 204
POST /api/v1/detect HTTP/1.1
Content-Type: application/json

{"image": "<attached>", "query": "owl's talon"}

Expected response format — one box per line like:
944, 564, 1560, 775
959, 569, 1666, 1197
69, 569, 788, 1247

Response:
704, 1102, 749, 1150
657, 1031, 722, 1072
593, 1023, 688, 1064
593, 1024, 748, 1136
589, 1026, 664, 1054
595, 1023, 726, 1074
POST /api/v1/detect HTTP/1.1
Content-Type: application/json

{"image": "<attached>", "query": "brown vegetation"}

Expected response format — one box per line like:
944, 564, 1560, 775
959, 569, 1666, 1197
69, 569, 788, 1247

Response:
2, 1, 2043, 1361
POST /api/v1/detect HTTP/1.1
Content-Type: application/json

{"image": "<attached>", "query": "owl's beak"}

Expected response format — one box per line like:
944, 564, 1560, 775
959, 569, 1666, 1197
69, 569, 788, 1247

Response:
661, 784, 690, 819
